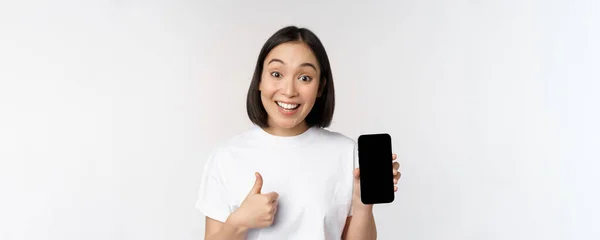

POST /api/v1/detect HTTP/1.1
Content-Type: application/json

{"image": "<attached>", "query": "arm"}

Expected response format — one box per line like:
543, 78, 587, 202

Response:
204, 217, 248, 240
341, 207, 377, 240
342, 152, 400, 240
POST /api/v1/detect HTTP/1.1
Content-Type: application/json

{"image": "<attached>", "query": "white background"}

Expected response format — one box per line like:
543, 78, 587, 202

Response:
1, 0, 599, 239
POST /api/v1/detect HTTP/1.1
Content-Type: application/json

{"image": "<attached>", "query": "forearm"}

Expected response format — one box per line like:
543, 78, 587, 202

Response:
344, 207, 377, 240
206, 221, 248, 240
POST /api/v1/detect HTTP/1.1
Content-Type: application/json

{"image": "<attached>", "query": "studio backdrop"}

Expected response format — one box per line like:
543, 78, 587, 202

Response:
1, 0, 598, 240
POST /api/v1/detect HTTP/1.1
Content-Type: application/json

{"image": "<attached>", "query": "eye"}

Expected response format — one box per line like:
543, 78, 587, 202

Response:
299, 75, 312, 82
271, 71, 282, 78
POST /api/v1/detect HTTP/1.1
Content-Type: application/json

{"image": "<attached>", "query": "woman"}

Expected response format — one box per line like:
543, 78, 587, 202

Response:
196, 26, 401, 240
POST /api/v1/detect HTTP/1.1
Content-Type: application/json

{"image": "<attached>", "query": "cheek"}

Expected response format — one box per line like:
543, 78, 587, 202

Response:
301, 86, 320, 106
308, 83, 321, 98
259, 79, 275, 96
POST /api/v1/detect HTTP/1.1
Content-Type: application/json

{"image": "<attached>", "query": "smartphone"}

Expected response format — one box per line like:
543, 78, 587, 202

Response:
357, 133, 395, 204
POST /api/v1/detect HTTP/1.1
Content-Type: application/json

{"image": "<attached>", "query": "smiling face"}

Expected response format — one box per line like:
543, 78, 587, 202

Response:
258, 41, 323, 136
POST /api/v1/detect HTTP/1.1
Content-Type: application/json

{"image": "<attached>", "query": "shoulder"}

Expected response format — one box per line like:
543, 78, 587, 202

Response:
220, 127, 258, 148
314, 127, 357, 148
314, 128, 358, 170
205, 127, 259, 161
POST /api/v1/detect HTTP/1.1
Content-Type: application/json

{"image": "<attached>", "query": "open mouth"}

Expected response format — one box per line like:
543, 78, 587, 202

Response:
276, 101, 300, 111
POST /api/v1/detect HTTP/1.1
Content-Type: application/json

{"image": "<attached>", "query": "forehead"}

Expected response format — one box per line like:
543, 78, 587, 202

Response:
264, 42, 319, 67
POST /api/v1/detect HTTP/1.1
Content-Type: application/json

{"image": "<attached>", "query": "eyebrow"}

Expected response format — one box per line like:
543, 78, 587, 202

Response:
267, 58, 318, 72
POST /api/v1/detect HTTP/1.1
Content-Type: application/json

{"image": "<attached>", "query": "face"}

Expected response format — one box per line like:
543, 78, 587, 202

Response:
259, 41, 323, 136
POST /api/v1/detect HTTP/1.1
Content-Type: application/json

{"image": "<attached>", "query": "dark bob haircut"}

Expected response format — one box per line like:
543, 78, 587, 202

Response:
246, 26, 335, 128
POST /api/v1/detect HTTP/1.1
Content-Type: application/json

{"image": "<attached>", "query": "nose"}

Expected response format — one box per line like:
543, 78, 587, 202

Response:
281, 77, 298, 97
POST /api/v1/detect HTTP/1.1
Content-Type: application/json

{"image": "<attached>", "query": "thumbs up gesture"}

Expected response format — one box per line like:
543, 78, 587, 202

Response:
226, 172, 279, 230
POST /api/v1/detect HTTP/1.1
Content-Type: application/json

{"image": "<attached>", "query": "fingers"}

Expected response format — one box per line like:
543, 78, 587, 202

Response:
269, 199, 278, 210
265, 191, 279, 203
267, 197, 278, 214
353, 168, 360, 178
263, 212, 275, 224
249, 172, 263, 195
391, 155, 401, 189
264, 194, 278, 225
393, 161, 401, 184
394, 172, 401, 183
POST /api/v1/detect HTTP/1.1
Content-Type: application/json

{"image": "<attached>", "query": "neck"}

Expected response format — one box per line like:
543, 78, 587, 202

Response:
263, 122, 310, 137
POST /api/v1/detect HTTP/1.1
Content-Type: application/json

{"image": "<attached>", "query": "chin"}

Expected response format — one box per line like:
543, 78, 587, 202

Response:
270, 117, 305, 129
273, 121, 300, 129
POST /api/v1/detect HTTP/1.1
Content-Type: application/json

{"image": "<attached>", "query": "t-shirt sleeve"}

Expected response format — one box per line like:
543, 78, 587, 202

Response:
195, 150, 232, 223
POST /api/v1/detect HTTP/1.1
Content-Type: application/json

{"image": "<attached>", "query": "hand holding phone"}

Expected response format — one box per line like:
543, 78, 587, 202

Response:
357, 133, 395, 204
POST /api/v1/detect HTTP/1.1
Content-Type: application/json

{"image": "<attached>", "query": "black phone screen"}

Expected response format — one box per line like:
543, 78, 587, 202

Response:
357, 133, 395, 204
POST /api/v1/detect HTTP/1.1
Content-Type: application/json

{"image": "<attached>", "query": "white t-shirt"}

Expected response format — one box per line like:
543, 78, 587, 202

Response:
195, 126, 357, 240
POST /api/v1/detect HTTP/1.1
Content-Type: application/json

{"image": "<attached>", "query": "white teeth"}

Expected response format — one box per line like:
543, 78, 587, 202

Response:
276, 101, 299, 110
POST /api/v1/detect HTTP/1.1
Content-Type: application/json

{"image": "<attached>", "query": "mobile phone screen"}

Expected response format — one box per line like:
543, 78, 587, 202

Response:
357, 133, 395, 204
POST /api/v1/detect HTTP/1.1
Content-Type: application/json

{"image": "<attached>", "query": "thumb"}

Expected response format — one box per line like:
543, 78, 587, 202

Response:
249, 172, 263, 195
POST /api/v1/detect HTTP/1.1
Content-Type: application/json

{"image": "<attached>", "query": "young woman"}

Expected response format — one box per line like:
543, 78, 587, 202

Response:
196, 26, 401, 240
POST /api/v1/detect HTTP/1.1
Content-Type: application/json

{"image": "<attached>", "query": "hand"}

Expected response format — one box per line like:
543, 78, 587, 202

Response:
352, 153, 402, 210
226, 172, 279, 230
